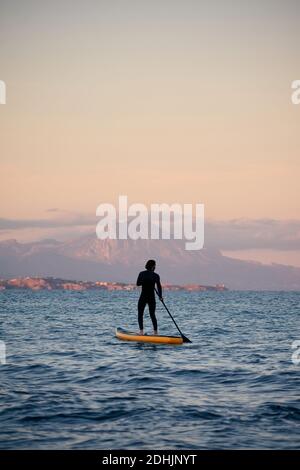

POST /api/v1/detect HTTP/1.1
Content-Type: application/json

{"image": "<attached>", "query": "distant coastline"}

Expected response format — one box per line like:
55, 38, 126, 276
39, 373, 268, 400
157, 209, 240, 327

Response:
0, 277, 228, 292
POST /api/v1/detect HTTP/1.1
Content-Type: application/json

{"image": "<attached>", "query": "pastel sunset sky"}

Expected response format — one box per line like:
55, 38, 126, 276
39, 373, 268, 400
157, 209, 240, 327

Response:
0, 1, 299, 264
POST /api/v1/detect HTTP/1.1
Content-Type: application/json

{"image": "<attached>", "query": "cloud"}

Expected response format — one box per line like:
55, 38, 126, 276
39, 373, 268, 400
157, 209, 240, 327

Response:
205, 219, 300, 251
0, 215, 299, 251
0, 214, 95, 230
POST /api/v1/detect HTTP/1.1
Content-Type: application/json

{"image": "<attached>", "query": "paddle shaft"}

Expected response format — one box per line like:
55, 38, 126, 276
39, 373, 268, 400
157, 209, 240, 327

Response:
154, 288, 191, 343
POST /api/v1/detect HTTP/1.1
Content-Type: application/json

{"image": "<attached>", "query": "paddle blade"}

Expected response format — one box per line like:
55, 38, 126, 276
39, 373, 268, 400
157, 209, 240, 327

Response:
182, 334, 192, 343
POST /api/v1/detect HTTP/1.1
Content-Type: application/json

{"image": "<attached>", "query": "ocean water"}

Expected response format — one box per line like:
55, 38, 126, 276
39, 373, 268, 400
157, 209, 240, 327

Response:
0, 290, 299, 450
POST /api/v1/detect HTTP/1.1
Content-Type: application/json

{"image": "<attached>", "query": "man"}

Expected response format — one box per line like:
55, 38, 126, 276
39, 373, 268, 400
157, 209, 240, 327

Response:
136, 259, 163, 335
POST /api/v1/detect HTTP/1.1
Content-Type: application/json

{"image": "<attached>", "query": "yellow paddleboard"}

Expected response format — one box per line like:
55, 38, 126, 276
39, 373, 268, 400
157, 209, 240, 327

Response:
116, 327, 183, 345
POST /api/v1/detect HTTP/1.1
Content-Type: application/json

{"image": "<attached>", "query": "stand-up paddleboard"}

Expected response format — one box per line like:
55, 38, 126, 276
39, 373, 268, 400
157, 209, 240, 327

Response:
116, 327, 183, 345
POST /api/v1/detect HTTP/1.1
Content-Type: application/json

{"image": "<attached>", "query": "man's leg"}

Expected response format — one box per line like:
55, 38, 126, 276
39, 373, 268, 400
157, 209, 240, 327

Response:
148, 299, 158, 334
138, 297, 146, 334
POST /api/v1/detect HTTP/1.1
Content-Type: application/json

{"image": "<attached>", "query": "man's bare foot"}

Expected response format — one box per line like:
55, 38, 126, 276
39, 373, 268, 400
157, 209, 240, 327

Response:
153, 330, 158, 335
139, 330, 144, 336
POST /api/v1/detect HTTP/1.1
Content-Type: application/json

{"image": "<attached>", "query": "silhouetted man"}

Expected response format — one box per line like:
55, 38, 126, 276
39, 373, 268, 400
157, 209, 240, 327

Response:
136, 259, 163, 335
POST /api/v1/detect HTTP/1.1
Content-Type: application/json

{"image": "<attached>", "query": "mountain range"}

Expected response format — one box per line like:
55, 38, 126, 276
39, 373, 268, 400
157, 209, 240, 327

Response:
0, 235, 299, 290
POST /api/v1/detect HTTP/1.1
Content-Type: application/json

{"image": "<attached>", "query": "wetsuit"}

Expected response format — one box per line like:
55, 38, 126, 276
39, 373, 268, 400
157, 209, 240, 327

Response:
136, 270, 162, 331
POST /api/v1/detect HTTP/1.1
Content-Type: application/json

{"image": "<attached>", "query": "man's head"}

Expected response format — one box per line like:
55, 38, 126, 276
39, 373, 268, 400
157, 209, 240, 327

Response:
145, 259, 156, 271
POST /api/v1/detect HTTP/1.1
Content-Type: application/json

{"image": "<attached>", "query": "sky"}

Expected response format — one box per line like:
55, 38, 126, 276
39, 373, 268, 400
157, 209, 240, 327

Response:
0, 0, 299, 264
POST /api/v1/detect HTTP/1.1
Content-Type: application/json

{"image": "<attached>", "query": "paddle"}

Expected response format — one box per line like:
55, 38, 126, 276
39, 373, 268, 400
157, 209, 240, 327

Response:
154, 288, 192, 343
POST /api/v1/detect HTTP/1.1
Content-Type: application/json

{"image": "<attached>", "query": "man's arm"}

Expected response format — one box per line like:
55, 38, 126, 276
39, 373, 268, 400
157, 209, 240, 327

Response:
156, 275, 162, 298
137, 272, 142, 286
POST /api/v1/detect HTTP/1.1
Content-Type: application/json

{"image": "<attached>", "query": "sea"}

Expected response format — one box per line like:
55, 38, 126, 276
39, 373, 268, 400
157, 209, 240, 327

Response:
0, 290, 299, 449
